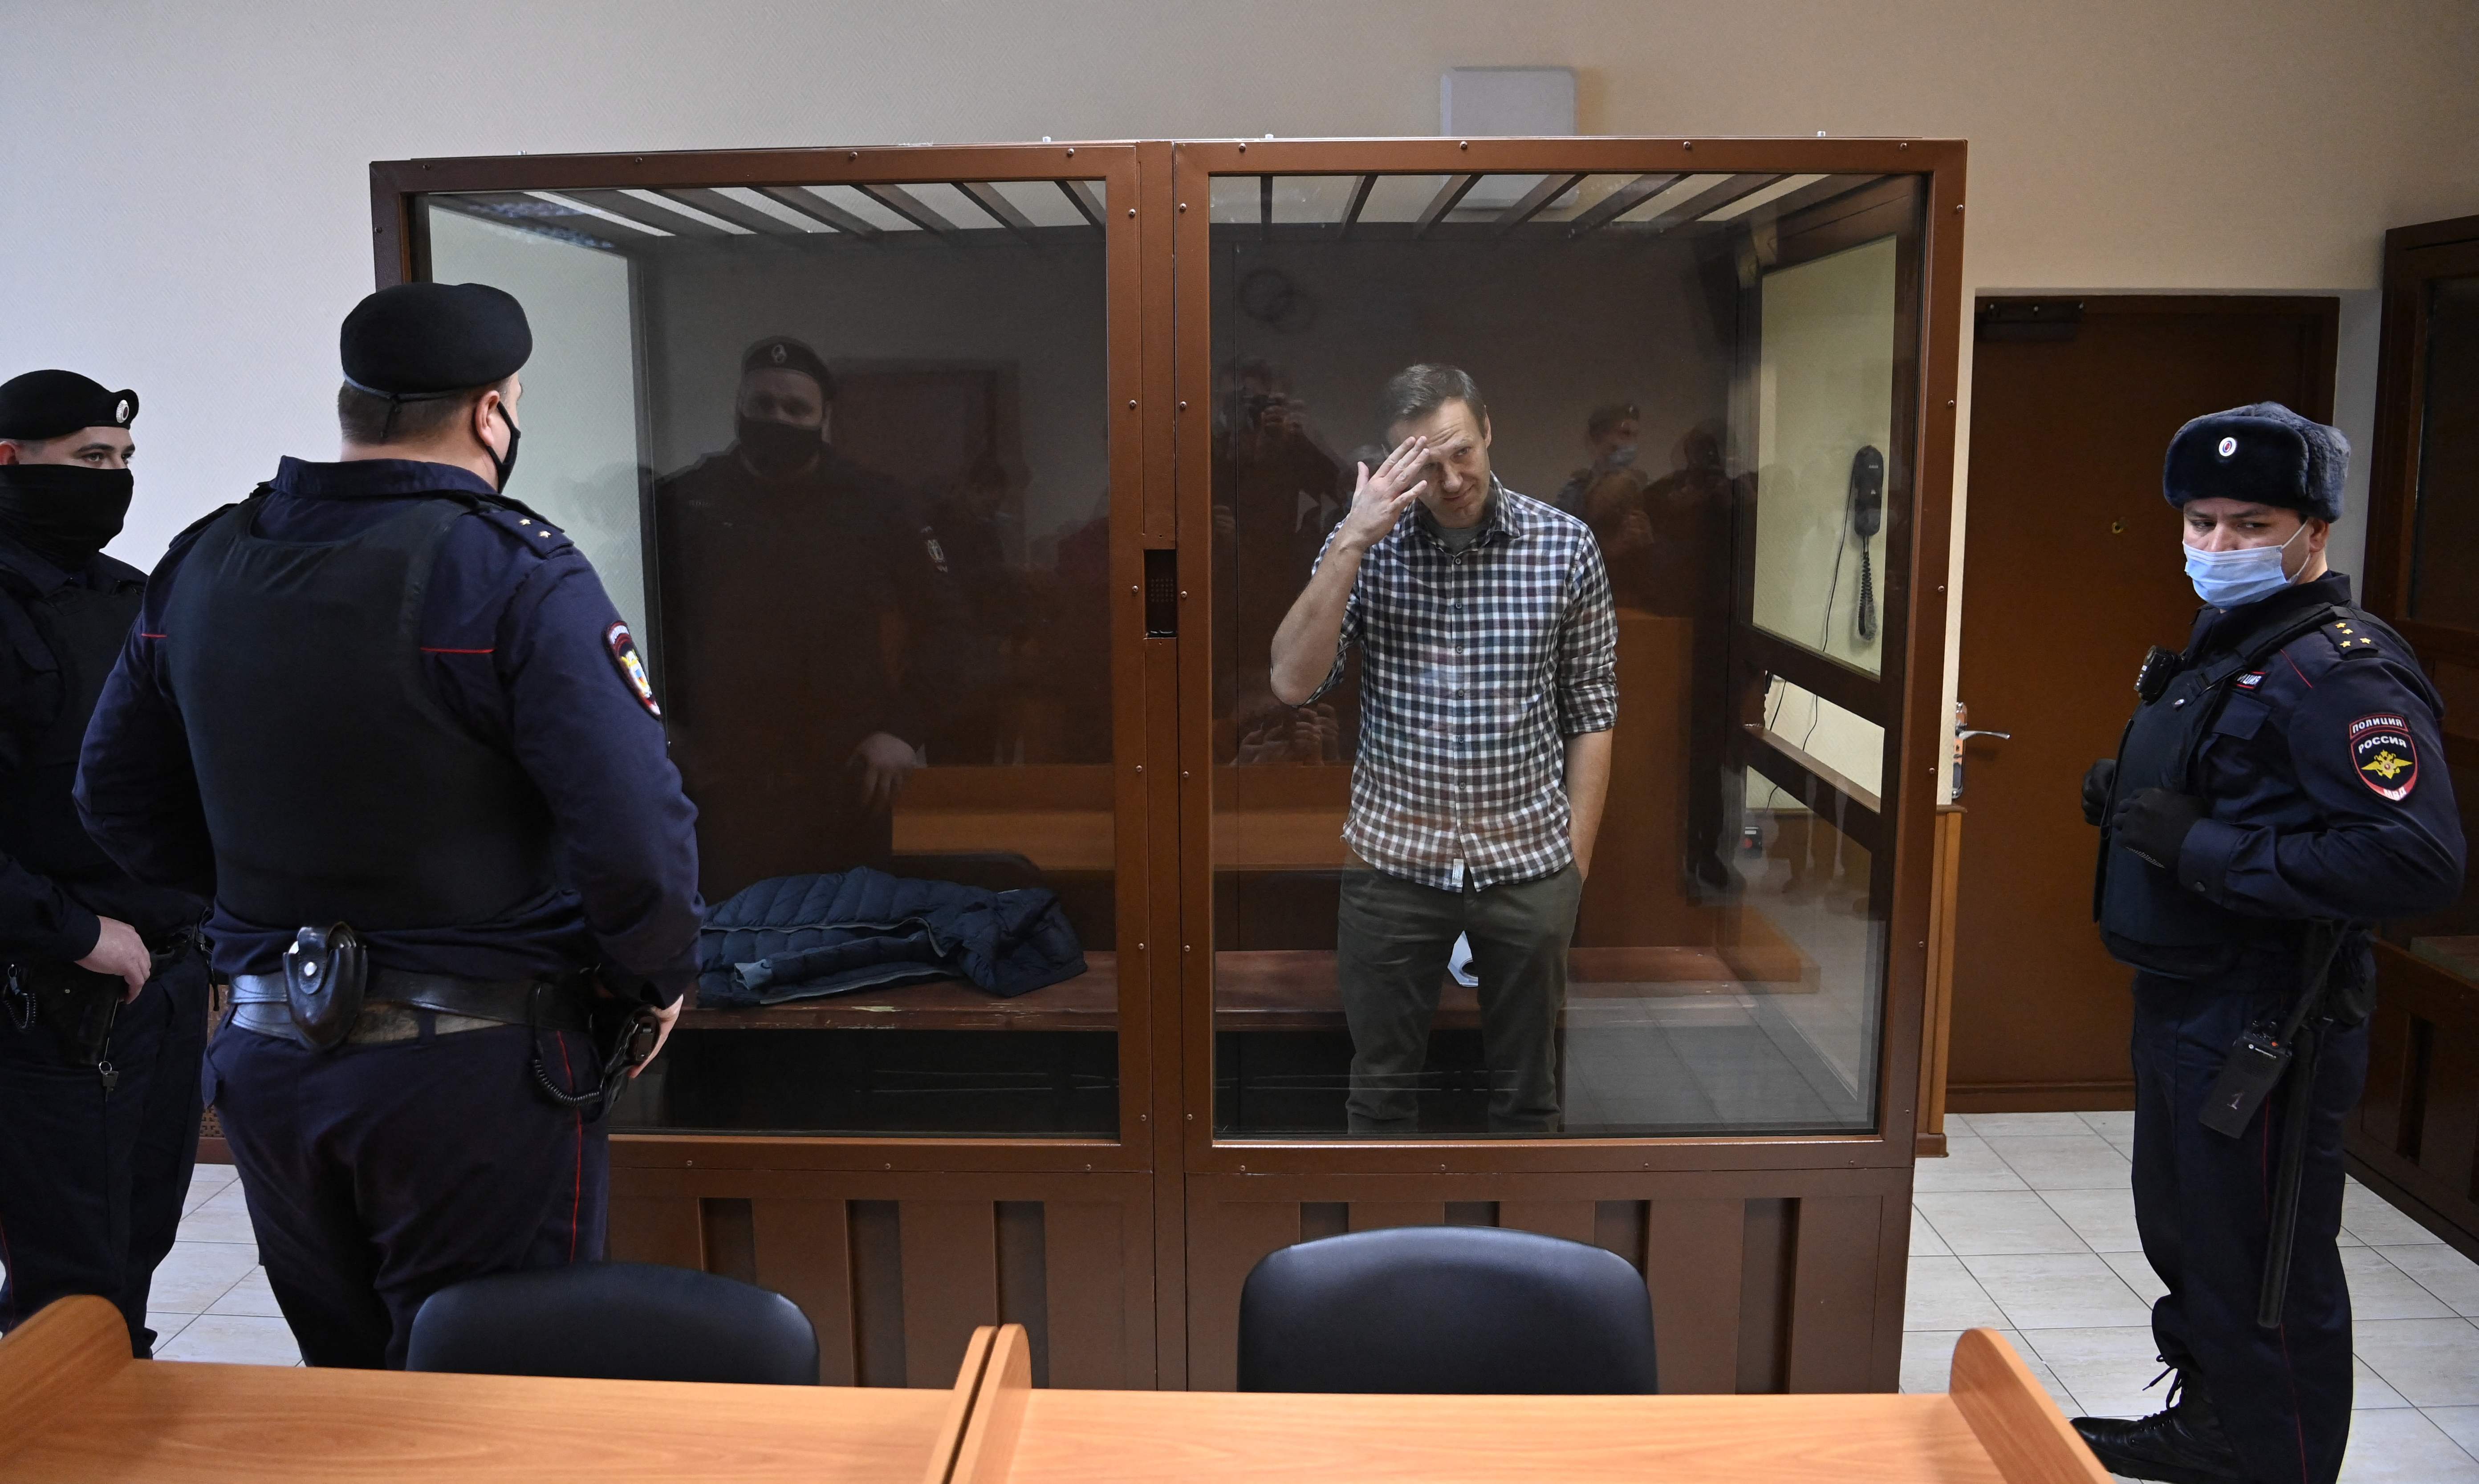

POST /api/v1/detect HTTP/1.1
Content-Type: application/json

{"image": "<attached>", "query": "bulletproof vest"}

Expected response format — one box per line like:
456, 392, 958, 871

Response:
2096, 597, 2358, 977
0, 556, 142, 884
161, 495, 556, 931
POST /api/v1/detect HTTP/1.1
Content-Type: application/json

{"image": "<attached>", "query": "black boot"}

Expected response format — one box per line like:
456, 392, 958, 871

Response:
2072, 1366, 2248, 1484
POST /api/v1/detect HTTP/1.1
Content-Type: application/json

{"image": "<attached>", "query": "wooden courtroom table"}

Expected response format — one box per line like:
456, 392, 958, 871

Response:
945, 1322, 2110, 1484
0, 1298, 2106, 1484
0, 1296, 988, 1484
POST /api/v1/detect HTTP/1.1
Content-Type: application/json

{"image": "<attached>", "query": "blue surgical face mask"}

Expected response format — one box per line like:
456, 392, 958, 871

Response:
2185, 522, 2306, 608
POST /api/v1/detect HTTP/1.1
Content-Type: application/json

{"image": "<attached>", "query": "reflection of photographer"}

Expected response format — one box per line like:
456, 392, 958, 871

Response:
1213, 359, 1349, 723
1230, 688, 1341, 765
1553, 401, 1641, 515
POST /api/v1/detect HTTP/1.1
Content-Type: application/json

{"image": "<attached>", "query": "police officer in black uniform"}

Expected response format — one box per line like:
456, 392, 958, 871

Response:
0, 371, 210, 1354
651, 336, 963, 898
75, 284, 702, 1369
2074, 403, 2466, 1484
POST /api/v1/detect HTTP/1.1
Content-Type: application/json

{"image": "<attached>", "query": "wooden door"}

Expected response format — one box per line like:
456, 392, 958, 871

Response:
1947, 297, 2337, 1111
2350, 216, 2479, 1253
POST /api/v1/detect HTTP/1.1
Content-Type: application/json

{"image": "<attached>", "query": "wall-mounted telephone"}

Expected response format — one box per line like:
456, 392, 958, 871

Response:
1849, 444, 1884, 645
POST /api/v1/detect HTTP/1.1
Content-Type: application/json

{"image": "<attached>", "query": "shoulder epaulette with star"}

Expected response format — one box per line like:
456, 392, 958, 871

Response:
473, 503, 576, 557
2324, 616, 2380, 659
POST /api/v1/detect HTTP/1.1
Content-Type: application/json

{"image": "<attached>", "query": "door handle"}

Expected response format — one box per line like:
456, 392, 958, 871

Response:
1950, 728, 2012, 802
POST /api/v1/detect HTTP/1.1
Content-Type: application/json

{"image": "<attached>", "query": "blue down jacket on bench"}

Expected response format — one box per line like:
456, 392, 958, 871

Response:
697, 868, 1087, 1006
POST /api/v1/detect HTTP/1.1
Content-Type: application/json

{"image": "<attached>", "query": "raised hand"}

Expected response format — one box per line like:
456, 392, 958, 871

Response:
1333, 434, 1430, 554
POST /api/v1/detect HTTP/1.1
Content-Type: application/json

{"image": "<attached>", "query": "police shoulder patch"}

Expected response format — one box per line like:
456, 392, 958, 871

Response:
605, 621, 661, 718
2349, 712, 2417, 800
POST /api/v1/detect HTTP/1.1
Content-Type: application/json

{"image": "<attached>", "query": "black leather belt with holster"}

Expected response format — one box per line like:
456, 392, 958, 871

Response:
228, 922, 586, 1049
228, 924, 659, 1122
228, 969, 588, 1045
4, 924, 201, 1080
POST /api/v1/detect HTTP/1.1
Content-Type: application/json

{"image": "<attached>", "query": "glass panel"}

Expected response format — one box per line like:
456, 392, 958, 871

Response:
985, 179, 1091, 231
423, 204, 650, 636
1357, 173, 1451, 223
1610, 174, 1729, 226
1206, 171, 1914, 1139
1756, 681, 1884, 798
1751, 234, 1899, 677
423, 178, 1119, 1137
1722, 791, 1882, 1127
2409, 274, 2479, 627
802, 184, 921, 234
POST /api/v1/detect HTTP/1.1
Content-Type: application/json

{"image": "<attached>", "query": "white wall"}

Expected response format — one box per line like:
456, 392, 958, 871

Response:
4, 0, 2475, 746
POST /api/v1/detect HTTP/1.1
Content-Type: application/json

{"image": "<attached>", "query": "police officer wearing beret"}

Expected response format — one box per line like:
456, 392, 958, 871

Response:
0, 372, 210, 1355
74, 284, 703, 1369
652, 336, 966, 896
2073, 403, 2466, 1484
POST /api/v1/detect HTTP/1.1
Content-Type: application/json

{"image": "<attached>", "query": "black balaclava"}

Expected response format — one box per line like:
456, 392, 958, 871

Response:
0, 463, 133, 568
735, 414, 825, 479
0, 369, 140, 568
734, 337, 834, 480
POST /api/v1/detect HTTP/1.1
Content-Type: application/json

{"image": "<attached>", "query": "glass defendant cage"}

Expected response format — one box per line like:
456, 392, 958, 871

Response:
371, 135, 1965, 1391
410, 157, 1138, 1141
1189, 161, 1924, 1140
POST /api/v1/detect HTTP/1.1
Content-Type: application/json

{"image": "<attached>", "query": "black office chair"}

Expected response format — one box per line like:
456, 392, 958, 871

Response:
1237, 1225, 1658, 1394
405, 1261, 820, 1385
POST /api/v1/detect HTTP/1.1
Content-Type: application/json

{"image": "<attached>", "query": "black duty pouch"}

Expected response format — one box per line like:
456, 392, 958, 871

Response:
7, 962, 124, 1068
284, 923, 367, 1051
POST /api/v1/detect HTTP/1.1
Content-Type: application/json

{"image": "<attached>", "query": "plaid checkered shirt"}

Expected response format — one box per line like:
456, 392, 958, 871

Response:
1309, 480, 1618, 890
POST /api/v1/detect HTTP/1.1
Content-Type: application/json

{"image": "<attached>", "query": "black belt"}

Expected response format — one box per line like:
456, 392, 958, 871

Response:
228, 969, 589, 1038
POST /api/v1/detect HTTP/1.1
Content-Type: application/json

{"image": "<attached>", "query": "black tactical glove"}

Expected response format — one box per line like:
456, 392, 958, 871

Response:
2110, 787, 2207, 870
2080, 760, 2117, 827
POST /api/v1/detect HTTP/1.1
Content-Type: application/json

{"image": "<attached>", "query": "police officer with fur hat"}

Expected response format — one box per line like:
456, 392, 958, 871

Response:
74, 284, 703, 1368
2074, 403, 2465, 1483
0, 371, 211, 1355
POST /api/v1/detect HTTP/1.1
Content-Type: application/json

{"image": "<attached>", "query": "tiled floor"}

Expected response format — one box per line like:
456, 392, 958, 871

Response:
14, 1115, 2479, 1481
144, 1162, 301, 1364
1910, 1111, 2479, 1482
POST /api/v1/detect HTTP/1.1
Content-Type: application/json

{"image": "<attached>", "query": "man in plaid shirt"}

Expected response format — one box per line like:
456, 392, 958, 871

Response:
1271, 365, 1616, 1133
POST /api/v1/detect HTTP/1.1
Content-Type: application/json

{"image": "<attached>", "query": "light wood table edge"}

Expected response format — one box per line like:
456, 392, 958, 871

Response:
921, 1325, 1002, 1484
1950, 1329, 2112, 1484
0, 1295, 133, 1465
947, 1323, 1034, 1484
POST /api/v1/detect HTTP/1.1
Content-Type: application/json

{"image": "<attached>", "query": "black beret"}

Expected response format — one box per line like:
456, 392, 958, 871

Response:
340, 282, 531, 398
741, 336, 835, 397
0, 370, 138, 441
2164, 402, 2347, 522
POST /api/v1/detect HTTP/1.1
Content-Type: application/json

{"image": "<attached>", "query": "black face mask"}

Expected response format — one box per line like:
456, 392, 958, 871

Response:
736, 415, 825, 480
0, 463, 134, 568
485, 402, 521, 491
